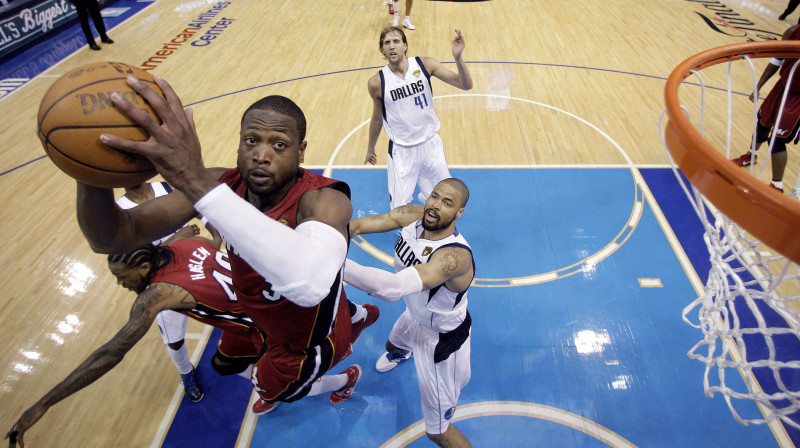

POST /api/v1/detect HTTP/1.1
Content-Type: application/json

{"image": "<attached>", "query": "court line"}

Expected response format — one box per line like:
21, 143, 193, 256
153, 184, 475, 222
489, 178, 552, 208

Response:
235, 394, 260, 448
379, 401, 638, 448
149, 324, 213, 448
639, 166, 793, 446
327, 93, 646, 287
1, 48, 744, 177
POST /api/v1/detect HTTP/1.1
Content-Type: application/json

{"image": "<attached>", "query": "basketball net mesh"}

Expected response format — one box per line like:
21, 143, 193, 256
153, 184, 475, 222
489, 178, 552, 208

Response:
660, 45, 800, 430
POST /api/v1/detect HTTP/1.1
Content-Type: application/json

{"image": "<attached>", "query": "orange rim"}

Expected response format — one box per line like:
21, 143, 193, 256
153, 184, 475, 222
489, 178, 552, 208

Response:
664, 41, 800, 265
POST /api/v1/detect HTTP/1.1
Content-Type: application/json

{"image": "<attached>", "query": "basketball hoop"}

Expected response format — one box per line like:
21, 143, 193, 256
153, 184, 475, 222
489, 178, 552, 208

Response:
661, 41, 800, 432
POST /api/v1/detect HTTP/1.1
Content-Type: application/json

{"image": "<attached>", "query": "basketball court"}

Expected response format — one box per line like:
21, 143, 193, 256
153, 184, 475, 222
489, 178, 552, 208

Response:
1, 0, 799, 447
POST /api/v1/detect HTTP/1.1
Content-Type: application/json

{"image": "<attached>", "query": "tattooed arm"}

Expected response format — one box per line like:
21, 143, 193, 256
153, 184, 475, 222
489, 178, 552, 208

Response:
6, 283, 197, 447
414, 246, 474, 292
349, 204, 424, 238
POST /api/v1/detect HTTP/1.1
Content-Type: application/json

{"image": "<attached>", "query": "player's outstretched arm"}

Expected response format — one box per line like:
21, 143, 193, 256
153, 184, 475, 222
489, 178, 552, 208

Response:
4, 283, 195, 446
77, 167, 229, 254
350, 204, 423, 238
422, 30, 473, 91
77, 182, 195, 254
344, 246, 472, 302
365, 75, 384, 165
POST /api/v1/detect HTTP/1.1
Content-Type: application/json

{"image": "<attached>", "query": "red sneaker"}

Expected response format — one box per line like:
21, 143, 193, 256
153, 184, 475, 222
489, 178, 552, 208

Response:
330, 364, 362, 404
351, 304, 380, 345
252, 398, 280, 415
731, 152, 756, 167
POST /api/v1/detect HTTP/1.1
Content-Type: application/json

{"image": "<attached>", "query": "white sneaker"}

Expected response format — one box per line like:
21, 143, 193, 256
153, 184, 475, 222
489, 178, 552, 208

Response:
376, 351, 412, 372
402, 17, 415, 30
392, 13, 399, 27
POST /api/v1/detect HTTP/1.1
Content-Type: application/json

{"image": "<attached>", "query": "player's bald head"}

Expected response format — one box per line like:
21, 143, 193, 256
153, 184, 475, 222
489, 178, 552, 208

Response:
437, 178, 469, 208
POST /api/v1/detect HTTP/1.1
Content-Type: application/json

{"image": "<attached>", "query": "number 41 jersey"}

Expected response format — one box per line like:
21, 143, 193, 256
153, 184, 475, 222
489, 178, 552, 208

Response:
380, 56, 441, 146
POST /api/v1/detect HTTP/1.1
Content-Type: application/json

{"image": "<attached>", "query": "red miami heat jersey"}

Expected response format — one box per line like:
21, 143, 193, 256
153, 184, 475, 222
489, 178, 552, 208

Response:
760, 26, 800, 133
150, 239, 253, 332
218, 168, 353, 353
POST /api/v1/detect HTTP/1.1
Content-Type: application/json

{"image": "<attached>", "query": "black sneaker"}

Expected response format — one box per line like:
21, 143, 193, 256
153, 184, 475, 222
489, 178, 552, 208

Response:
89, 42, 101, 50
181, 367, 204, 402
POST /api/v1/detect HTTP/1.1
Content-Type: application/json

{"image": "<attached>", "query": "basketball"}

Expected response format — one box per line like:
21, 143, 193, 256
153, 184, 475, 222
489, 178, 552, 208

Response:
37, 61, 163, 188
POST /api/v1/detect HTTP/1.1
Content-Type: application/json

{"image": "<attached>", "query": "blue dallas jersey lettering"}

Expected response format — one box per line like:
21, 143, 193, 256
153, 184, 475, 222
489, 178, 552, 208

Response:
394, 220, 473, 333
379, 56, 441, 146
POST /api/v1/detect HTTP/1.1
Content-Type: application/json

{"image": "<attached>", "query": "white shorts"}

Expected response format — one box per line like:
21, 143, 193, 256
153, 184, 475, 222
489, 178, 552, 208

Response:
386, 133, 451, 209
156, 310, 188, 345
388, 309, 471, 435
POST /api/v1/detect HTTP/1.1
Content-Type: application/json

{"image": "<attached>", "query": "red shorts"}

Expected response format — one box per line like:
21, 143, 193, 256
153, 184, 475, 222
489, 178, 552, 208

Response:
216, 326, 265, 360
760, 79, 800, 138
251, 299, 352, 403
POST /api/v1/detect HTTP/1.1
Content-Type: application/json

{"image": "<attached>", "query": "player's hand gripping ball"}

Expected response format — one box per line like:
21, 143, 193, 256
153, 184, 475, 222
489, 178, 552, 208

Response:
37, 61, 163, 187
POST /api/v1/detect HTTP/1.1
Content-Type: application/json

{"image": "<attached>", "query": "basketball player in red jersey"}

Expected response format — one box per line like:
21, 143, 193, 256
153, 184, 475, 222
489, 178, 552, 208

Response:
6, 237, 265, 446
731, 23, 800, 193
70, 78, 377, 415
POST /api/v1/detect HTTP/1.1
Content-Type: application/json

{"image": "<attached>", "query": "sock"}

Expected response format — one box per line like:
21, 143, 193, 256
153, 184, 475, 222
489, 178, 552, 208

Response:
237, 364, 254, 380
405, 15, 411, 20
351, 304, 367, 323
307, 373, 348, 396
166, 344, 194, 375
772, 180, 784, 190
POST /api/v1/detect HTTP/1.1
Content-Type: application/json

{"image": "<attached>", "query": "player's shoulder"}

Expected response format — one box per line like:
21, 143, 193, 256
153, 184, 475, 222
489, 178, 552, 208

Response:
368, 72, 382, 89
785, 24, 800, 40
300, 183, 351, 207
419, 55, 439, 66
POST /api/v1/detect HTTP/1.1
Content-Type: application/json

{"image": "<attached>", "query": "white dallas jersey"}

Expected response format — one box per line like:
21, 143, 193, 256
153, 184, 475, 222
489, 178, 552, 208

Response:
116, 182, 174, 245
380, 56, 441, 146
394, 220, 473, 333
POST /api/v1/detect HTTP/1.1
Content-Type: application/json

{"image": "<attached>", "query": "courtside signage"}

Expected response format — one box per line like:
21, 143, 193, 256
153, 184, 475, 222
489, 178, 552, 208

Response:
0, 0, 76, 59
139, 1, 235, 72
685, 0, 781, 41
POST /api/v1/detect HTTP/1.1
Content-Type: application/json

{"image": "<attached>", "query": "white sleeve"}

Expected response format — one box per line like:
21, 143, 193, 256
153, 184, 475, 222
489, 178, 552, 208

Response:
343, 258, 423, 302
194, 184, 347, 307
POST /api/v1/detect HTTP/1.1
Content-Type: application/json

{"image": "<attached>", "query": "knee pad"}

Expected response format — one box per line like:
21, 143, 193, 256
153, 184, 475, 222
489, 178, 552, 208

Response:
211, 352, 253, 376
756, 122, 772, 143
771, 139, 788, 154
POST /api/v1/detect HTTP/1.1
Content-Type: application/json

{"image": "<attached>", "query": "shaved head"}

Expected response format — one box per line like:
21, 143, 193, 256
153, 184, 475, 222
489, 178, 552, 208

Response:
437, 178, 469, 208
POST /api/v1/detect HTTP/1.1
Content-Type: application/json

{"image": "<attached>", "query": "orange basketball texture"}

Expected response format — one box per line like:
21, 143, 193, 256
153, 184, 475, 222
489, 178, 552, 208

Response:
38, 61, 163, 187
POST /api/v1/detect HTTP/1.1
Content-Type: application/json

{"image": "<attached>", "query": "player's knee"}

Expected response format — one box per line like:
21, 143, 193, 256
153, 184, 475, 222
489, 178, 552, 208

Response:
426, 431, 446, 445
756, 123, 772, 142
771, 140, 788, 154
167, 340, 185, 351
211, 352, 251, 376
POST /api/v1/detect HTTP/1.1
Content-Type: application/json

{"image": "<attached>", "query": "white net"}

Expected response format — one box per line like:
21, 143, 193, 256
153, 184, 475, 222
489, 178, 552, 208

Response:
660, 50, 800, 430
